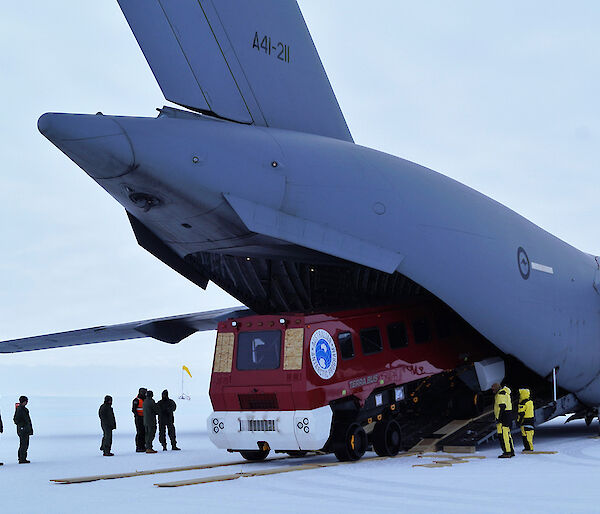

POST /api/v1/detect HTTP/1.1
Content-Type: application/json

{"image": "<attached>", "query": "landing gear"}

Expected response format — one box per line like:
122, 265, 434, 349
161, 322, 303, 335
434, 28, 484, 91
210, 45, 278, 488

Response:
240, 448, 270, 461
333, 422, 367, 462
372, 419, 402, 457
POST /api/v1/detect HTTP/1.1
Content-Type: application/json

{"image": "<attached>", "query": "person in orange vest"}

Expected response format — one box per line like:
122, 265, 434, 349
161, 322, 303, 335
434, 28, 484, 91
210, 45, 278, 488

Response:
132, 388, 147, 452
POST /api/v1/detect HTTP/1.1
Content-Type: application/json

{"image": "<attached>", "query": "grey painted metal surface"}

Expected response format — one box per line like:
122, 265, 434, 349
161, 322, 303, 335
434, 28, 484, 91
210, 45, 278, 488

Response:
2, 1, 600, 408
118, 0, 353, 142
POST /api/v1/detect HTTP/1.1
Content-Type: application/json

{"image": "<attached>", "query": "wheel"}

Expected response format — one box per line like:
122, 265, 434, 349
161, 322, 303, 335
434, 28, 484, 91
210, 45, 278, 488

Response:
240, 448, 270, 461
286, 450, 308, 458
372, 419, 402, 457
333, 422, 367, 462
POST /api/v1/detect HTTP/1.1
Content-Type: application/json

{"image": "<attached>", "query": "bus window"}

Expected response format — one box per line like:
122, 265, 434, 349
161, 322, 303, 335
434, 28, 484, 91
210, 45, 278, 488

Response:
236, 331, 281, 370
360, 327, 382, 355
412, 319, 431, 344
338, 332, 355, 359
387, 322, 408, 349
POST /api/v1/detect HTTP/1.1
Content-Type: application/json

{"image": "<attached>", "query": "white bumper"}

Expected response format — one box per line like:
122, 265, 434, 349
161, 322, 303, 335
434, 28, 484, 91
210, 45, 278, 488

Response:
207, 405, 333, 451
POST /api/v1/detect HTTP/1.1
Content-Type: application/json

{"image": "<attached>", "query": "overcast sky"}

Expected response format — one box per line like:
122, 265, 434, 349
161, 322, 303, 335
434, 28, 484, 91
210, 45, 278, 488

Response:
1, 2, 598, 400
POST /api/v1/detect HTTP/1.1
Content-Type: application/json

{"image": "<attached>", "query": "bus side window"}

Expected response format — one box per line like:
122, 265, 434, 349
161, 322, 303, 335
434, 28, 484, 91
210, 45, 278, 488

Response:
338, 332, 355, 360
387, 322, 408, 349
360, 327, 383, 355
412, 319, 431, 344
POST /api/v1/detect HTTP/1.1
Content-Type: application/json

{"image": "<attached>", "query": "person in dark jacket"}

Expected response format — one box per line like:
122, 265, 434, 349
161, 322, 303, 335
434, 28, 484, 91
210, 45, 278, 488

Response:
99, 395, 117, 456
0, 406, 4, 466
13, 396, 33, 464
157, 390, 180, 451
143, 390, 159, 453
132, 387, 147, 452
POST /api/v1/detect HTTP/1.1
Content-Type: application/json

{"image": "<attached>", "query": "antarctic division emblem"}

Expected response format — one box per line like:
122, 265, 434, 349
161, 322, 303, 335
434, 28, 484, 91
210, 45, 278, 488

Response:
310, 329, 338, 380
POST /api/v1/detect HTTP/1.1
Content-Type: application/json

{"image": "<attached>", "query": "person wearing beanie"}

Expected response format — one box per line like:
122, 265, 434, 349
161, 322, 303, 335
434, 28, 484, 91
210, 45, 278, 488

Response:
0, 403, 4, 466
13, 396, 33, 464
132, 387, 147, 452
99, 395, 117, 456
143, 390, 159, 453
157, 390, 180, 451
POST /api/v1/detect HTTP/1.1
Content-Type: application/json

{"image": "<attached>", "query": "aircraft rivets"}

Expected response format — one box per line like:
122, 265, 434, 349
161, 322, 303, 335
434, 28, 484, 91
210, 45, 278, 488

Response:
192, 156, 200, 163
373, 202, 386, 215
271, 161, 279, 168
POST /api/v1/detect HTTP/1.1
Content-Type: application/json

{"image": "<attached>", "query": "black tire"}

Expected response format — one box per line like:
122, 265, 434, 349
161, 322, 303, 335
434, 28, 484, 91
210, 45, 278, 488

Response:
286, 450, 308, 458
333, 422, 367, 462
372, 419, 402, 457
240, 448, 270, 461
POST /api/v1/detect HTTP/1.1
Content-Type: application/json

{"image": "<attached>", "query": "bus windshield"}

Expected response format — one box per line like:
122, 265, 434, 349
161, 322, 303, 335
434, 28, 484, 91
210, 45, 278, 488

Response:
236, 330, 281, 370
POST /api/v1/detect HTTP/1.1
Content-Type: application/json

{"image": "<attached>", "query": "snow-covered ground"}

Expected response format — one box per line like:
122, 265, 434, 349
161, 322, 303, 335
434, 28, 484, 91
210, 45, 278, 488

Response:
0, 404, 599, 514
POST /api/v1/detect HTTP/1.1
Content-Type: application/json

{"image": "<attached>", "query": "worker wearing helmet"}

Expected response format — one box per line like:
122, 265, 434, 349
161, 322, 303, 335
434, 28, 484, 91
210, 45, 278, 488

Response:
517, 388, 535, 452
492, 383, 514, 458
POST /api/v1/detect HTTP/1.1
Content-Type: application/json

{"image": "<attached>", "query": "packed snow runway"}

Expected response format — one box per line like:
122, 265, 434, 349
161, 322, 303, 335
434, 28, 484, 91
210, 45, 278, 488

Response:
0, 411, 599, 513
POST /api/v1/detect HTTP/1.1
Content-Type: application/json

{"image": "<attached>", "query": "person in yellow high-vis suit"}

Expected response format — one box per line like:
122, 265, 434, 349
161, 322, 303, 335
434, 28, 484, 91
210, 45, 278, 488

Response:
492, 383, 514, 458
517, 388, 535, 452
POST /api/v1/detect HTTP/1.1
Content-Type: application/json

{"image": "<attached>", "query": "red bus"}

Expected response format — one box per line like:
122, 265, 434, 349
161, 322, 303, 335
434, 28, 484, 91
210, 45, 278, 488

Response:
208, 302, 495, 461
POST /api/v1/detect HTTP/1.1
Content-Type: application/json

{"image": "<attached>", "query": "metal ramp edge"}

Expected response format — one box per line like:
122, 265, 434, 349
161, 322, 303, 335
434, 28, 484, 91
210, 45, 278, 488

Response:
433, 410, 496, 451
435, 393, 581, 451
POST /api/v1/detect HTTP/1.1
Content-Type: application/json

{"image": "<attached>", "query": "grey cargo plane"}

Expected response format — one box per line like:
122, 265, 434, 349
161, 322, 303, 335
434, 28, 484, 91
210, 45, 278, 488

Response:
2, 0, 600, 412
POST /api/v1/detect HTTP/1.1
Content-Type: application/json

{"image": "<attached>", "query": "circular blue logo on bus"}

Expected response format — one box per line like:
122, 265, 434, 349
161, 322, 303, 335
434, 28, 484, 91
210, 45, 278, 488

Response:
310, 329, 337, 380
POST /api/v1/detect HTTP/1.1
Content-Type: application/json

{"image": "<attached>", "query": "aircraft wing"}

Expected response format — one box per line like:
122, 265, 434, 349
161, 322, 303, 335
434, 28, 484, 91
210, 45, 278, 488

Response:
117, 0, 353, 142
0, 307, 250, 353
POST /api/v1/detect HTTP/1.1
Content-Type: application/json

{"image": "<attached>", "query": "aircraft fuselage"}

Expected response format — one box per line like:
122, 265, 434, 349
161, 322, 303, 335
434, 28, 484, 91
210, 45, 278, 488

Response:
38, 109, 600, 404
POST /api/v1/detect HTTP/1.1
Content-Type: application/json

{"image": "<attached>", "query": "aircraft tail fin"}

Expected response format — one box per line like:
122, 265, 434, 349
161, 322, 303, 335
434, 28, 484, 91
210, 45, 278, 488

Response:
118, 0, 353, 142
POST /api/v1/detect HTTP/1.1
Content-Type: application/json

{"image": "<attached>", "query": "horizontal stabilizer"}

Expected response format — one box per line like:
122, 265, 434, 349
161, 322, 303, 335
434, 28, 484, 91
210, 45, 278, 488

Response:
0, 307, 250, 353
118, 0, 352, 141
225, 194, 404, 274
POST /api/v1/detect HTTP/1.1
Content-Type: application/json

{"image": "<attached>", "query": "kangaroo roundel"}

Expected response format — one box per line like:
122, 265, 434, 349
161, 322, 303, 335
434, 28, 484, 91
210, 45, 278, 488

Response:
310, 329, 338, 380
